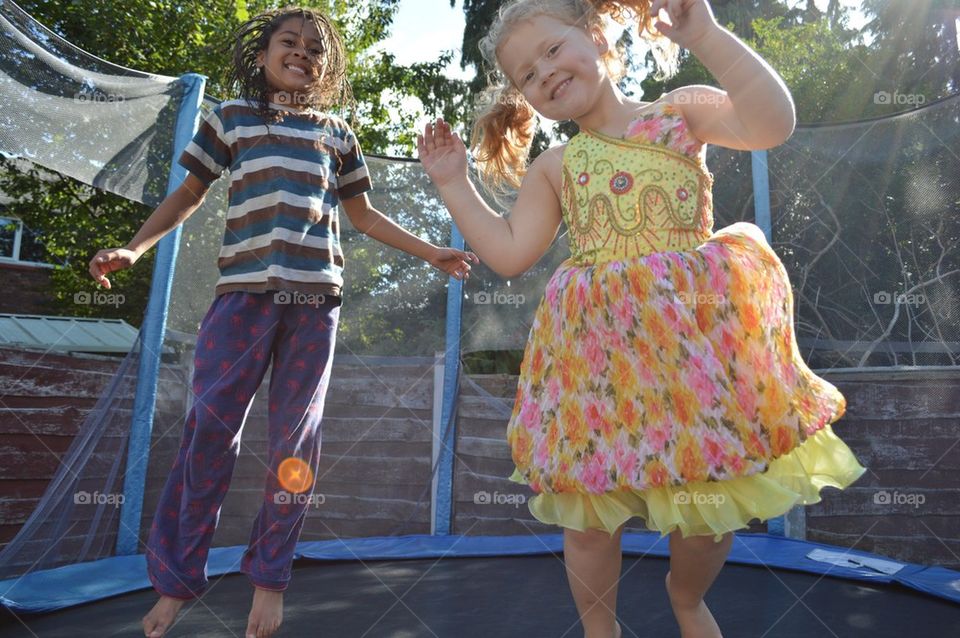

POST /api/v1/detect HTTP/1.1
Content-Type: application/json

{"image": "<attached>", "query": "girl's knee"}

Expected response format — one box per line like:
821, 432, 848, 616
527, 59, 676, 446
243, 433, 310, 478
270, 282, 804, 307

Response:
564, 526, 620, 549
670, 531, 733, 554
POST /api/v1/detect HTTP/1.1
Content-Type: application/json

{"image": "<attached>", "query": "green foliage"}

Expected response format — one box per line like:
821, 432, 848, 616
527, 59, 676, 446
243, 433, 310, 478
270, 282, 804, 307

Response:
0, 156, 155, 325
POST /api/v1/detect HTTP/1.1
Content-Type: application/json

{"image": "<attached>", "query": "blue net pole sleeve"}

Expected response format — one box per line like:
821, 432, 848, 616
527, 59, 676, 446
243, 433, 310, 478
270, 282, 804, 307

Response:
116, 73, 207, 555
434, 222, 465, 535
751, 149, 772, 242
752, 147, 784, 535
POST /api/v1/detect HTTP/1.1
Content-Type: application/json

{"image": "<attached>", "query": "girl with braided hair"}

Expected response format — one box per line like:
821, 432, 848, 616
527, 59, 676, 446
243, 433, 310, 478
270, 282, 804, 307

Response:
91, 6, 476, 637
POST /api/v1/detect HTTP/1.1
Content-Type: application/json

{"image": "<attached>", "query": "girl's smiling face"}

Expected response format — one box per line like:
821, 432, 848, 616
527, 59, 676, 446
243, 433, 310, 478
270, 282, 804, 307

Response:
257, 17, 326, 104
499, 14, 609, 122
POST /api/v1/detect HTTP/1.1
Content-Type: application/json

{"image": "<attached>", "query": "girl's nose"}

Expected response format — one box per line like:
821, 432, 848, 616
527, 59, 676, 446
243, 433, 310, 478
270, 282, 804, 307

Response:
541, 68, 556, 88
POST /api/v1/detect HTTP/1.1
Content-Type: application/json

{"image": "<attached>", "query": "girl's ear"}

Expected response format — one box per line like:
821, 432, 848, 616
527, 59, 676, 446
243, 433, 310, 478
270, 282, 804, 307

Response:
590, 26, 610, 56
255, 50, 265, 68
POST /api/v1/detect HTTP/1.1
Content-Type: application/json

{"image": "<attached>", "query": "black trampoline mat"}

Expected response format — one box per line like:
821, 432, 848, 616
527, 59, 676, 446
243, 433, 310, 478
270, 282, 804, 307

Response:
2, 555, 958, 637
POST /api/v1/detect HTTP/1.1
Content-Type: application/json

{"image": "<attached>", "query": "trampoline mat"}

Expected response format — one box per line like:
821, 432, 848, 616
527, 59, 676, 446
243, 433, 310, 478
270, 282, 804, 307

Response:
1, 555, 958, 637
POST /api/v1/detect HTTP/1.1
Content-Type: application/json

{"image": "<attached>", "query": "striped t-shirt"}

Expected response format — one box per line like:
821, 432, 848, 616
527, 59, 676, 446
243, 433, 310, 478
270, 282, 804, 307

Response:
179, 99, 372, 298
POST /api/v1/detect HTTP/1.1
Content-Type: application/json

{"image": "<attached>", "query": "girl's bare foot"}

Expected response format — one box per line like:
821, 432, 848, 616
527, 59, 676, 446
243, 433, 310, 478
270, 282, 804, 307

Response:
142, 595, 186, 638
246, 586, 284, 638
665, 572, 722, 638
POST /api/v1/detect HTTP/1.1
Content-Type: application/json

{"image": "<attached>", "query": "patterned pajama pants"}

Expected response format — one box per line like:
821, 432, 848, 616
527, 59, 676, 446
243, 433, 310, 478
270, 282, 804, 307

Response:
146, 291, 339, 597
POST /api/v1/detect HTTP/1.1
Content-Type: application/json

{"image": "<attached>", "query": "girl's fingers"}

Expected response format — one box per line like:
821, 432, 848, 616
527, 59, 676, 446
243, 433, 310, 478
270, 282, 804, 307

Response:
669, 0, 682, 22
423, 122, 434, 148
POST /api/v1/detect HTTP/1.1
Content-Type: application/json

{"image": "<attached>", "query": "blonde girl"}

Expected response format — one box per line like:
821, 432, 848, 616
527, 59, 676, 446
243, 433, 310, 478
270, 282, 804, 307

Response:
418, 1, 865, 636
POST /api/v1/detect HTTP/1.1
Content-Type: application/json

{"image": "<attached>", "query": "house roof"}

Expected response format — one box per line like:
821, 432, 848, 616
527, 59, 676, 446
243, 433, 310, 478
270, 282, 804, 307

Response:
0, 313, 139, 354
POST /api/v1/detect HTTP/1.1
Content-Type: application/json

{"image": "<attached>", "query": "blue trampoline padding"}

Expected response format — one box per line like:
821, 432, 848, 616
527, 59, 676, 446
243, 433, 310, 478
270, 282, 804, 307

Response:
1, 533, 958, 613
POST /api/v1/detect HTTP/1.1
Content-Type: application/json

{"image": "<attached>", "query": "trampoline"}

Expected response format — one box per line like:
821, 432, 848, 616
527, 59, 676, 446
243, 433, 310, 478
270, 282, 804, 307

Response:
2, 540, 960, 637
0, 534, 960, 638
1, 1, 959, 637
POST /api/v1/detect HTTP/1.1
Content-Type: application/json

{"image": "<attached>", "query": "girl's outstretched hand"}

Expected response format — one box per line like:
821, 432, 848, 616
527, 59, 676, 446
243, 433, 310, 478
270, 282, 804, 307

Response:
428, 246, 480, 281
649, 0, 719, 50
418, 118, 468, 189
88, 247, 139, 289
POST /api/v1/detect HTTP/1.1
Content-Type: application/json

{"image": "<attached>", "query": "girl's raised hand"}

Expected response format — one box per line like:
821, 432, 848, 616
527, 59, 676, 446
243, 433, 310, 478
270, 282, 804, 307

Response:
649, 0, 719, 50
88, 247, 139, 289
417, 118, 468, 189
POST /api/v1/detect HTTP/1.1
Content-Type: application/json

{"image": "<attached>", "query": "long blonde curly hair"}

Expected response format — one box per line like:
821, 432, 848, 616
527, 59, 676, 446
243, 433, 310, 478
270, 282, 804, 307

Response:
472, 0, 679, 193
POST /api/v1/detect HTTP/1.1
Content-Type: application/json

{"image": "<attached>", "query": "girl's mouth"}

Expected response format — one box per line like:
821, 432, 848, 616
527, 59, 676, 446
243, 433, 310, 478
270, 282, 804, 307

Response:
284, 63, 309, 77
551, 78, 571, 100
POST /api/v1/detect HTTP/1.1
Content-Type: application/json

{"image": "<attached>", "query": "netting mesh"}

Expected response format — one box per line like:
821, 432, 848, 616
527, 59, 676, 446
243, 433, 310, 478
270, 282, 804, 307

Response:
0, 0, 182, 208
0, 0, 958, 584
768, 102, 960, 367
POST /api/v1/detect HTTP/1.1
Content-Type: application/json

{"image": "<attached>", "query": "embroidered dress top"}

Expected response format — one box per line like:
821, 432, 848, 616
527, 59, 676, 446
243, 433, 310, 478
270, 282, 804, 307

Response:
561, 102, 715, 263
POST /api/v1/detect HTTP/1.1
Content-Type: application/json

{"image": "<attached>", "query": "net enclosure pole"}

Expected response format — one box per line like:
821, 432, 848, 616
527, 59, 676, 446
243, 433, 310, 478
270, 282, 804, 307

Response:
116, 73, 206, 555
751, 147, 805, 539
433, 222, 465, 535
751, 150, 772, 242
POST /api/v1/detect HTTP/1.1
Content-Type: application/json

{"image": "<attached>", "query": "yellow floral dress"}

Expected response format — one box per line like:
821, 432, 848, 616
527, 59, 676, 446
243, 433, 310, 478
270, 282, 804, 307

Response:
507, 101, 866, 540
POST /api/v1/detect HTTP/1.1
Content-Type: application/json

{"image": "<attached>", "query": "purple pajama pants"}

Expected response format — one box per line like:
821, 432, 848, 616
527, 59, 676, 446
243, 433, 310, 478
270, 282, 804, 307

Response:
146, 291, 339, 597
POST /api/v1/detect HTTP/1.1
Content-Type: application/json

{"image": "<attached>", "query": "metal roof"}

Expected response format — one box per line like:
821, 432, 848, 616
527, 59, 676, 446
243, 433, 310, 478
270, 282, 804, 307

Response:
0, 313, 139, 354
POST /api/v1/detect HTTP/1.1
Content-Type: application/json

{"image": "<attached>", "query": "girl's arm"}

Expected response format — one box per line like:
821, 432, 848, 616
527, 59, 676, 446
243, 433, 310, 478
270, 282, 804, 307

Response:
418, 120, 563, 279
653, 0, 796, 150
341, 193, 479, 280
88, 173, 210, 288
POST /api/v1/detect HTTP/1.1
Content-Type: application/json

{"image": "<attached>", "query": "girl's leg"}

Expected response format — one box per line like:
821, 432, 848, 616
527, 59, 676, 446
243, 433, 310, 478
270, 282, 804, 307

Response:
666, 530, 734, 638
563, 524, 625, 638
243, 296, 339, 638
242, 295, 339, 589
145, 292, 278, 598
144, 293, 279, 637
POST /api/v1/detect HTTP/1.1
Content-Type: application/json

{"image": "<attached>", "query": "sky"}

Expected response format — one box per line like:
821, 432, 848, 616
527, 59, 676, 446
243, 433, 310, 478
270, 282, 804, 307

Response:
378, 0, 874, 80
378, 1, 471, 78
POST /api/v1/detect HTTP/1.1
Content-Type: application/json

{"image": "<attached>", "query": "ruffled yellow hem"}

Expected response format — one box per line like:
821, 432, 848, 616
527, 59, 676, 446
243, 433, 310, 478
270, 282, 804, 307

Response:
509, 424, 866, 541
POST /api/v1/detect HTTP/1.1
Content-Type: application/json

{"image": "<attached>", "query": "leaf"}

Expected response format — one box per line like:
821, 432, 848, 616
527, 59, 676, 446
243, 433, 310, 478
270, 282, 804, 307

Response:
234, 0, 248, 23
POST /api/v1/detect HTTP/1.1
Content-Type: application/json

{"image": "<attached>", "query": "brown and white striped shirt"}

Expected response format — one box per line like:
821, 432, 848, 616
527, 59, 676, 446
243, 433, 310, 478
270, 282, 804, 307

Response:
179, 99, 372, 298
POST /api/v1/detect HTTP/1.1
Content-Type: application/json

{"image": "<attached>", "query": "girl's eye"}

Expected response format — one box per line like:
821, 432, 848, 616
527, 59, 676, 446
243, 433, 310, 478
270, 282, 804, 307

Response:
548, 44, 560, 56
309, 49, 322, 56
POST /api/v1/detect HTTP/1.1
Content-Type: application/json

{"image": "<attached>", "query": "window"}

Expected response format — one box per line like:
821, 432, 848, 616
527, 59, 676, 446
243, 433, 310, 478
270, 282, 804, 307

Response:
0, 216, 52, 265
